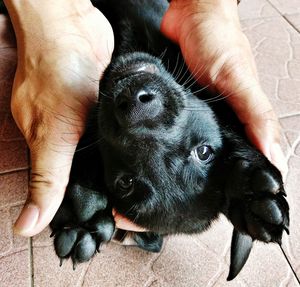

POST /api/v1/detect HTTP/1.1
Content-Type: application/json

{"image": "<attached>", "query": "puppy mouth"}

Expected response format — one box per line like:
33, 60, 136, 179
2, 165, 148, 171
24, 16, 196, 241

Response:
114, 63, 160, 81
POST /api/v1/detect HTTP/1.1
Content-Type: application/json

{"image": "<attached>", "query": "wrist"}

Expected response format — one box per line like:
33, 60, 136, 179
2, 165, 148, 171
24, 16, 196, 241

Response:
170, 0, 239, 6
3, 0, 94, 45
169, 0, 240, 43
169, 0, 239, 18
3, 0, 92, 19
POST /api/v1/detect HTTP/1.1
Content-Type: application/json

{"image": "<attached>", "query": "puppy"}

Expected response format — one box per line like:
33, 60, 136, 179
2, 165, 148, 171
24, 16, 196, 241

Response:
2, 0, 286, 280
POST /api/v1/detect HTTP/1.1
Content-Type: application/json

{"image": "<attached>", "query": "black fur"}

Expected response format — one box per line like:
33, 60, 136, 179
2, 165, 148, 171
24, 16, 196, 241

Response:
0, 0, 289, 280
52, 0, 289, 278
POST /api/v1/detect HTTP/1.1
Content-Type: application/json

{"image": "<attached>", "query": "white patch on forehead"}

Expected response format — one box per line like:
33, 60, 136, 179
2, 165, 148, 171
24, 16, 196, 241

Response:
136, 63, 159, 74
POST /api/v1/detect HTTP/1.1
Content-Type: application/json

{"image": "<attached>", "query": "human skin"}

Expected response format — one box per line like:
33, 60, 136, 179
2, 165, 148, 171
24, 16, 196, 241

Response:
4, 0, 114, 236
4, 0, 286, 235
161, 0, 287, 173
115, 0, 288, 231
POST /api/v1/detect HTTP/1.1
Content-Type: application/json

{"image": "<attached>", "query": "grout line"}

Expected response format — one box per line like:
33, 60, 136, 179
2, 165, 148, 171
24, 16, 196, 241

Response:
279, 244, 300, 285
0, 167, 29, 176
282, 16, 300, 34
27, 148, 34, 287
263, 1, 300, 282
77, 258, 93, 287
266, 0, 300, 33
29, 237, 34, 287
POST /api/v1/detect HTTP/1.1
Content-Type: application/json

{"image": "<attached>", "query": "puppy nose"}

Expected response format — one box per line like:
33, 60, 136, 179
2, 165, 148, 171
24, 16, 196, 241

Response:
114, 88, 162, 126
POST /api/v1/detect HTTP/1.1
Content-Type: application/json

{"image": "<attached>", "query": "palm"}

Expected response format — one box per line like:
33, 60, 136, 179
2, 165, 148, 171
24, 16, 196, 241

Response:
161, 1, 285, 175
11, 5, 114, 236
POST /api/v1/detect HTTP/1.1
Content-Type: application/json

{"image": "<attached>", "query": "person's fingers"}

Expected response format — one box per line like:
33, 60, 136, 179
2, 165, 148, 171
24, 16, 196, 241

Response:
217, 71, 288, 176
112, 209, 147, 232
244, 114, 288, 178
14, 141, 76, 237
161, 1, 287, 176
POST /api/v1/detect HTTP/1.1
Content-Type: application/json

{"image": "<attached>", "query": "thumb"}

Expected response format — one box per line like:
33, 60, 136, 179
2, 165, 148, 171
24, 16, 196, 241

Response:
223, 79, 288, 177
14, 142, 75, 237
244, 110, 288, 178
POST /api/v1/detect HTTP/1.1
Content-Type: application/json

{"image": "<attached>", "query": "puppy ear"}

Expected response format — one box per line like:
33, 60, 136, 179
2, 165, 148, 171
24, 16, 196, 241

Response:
227, 229, 253, 281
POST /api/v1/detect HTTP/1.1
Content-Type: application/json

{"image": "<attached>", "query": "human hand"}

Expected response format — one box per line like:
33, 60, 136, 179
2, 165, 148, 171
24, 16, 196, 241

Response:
114, 0, 288, 232
115, 0, 287, 231
161, 0, 287, 175
6, 0, 114, 236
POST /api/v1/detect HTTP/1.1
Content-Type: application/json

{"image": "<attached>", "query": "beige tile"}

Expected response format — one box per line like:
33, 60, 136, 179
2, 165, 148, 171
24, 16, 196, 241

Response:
268, 0, 300, 15
278, 79, 300, 102
281, 115, 300, 133
241, 17, 300, 118
0, 208, 12, 256
0, 140, 28, 173
0, 113, 24, 141
283, 166, 300, 278
0, 171, 28, 208
82, 244, 158, 287
286, 14, 300, 32
9, 205, 30, 250
152, 235, 222, 287
238, 0, 280, 20
0, 250, 30, 287
285, 131, 299, 147
33, 243, 158, 287
32, 226, 53, 247
0, 204, 29, 279
242, 18, 293, 41
288, 60, 300, 79
33, 246, 88, 287
295, 141, 300, 156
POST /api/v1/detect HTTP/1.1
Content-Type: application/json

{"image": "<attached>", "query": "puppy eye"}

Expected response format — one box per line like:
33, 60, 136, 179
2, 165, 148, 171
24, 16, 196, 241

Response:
117, 175, 134, 191
191, 145, 214, 163
196, 145, 214, 161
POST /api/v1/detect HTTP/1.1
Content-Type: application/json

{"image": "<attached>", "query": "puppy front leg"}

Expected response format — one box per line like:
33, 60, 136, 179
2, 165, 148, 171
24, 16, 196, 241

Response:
220, 132, 289, 279
49, 130, 115, 267
50, 182, 115, 267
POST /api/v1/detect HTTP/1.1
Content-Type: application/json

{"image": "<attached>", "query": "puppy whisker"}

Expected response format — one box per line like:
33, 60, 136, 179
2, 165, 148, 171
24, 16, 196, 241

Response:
170, 52, 180, 78
98, 90, 113, 100
173, 58, 186, 82
158, 47, 168, 61
74, 138, 103, 153
182, 61, 204, 88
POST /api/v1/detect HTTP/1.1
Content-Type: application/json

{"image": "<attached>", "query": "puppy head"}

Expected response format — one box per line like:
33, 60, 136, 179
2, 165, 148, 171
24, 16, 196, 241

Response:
97, 52, 224, 233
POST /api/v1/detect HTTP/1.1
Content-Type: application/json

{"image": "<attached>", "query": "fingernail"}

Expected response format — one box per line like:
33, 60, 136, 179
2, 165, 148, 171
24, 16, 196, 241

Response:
14, 203, 39, 235
270, 143, 288, 179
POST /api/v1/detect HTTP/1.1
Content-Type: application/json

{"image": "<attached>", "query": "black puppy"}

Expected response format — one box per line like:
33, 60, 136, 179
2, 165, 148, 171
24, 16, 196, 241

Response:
13, 0, 286, 281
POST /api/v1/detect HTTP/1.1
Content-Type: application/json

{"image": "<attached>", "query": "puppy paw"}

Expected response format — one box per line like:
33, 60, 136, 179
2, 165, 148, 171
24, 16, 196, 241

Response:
226, 160, 289, 244
50, 183, 115, 267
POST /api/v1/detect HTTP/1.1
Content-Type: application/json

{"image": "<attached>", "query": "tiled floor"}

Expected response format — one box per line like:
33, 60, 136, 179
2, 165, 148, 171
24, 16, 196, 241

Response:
0, 0, 300, 286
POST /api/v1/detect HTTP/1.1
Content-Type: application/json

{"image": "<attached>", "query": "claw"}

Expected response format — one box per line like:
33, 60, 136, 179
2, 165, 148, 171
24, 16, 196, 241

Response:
59, 258, 63, 267
227, 229, 253, 281
50, 230, 56, 238
96, 245, 100, 253
283, 223, 290, 235
280, 190, 287, 197
72, 261, 77, 271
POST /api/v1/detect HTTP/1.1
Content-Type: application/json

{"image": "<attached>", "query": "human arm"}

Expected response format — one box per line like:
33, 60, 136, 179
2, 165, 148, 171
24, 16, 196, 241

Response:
160, 0, 287, 174
114, 0, 287, 231
4, 0, 114, 236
